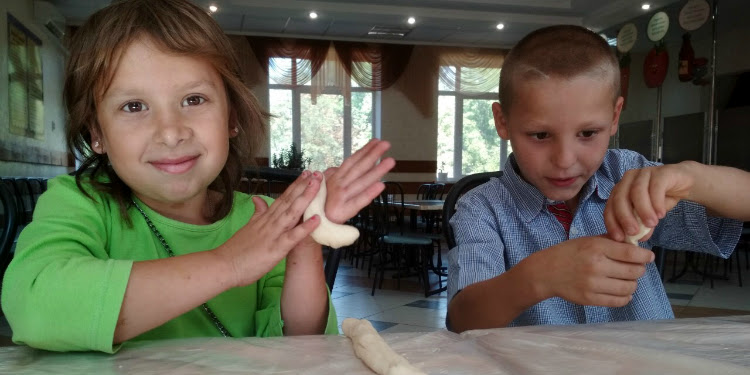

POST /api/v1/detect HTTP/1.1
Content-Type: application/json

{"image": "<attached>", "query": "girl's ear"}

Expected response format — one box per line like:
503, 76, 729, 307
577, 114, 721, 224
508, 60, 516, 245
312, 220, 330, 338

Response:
228, 110, 239, 138
90, 128, 105, 154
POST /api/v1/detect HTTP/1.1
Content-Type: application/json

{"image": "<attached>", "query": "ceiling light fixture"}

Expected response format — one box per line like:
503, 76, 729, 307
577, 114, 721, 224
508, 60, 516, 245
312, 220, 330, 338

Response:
407, 17, 416, 25
496, 23, 505, 30
208, 5, 217, 12
641, 3, 651, 10
309, 11, 318, 19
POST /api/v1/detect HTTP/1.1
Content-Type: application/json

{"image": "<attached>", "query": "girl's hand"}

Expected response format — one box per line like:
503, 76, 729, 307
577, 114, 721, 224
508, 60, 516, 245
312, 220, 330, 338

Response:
604, 162, 697, 242
323, 139, 396, 224
217, 171, 322, 287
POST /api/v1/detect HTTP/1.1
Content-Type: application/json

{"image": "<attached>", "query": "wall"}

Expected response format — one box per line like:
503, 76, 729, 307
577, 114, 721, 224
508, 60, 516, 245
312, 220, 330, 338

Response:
606, 1, 750, 135
0, 0, 69, 177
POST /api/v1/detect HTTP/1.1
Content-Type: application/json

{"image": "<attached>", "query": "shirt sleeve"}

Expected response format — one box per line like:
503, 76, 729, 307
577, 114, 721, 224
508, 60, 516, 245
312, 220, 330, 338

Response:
447, 187, 506, 302
0, 178, 132, 353
649, 200, 742, 258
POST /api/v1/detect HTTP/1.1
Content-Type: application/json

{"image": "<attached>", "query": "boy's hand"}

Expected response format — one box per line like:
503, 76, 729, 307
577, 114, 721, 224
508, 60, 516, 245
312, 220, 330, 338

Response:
534, 236, 654, 307
322, 139, 396, 224
604, 162, 698, 243
218, 171, 322, 288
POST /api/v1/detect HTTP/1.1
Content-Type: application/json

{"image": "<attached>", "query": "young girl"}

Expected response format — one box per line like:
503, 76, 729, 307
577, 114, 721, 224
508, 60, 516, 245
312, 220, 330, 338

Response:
1, 0, 394, 353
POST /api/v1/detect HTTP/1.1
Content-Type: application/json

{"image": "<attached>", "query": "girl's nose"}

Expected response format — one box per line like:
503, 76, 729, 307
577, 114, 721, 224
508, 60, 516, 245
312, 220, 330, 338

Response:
153, 110, 192, 147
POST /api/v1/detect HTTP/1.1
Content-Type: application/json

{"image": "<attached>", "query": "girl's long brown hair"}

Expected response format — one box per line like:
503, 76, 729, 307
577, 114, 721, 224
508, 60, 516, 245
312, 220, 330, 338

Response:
65, 0, 268, 223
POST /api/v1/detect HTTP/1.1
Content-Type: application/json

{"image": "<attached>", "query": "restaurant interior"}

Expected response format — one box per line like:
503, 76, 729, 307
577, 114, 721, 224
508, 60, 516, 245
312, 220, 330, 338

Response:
1, 0, 750, 372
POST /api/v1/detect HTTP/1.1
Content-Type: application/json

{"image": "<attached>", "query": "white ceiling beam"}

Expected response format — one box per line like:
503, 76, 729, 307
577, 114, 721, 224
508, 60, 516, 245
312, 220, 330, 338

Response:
227, 0, 582, 25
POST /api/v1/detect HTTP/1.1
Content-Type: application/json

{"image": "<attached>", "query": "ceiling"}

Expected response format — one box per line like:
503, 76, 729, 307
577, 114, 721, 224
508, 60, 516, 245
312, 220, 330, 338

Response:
47, 0, 682, 48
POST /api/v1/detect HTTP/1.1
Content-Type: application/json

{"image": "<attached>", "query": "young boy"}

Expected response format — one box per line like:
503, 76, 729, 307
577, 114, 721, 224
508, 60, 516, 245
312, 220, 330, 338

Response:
446, 25, 743, 333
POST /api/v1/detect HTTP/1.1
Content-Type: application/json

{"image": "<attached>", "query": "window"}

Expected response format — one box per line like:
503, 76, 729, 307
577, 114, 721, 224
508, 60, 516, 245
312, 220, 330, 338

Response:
437, 66, 511, 179
268, 57, 377, 171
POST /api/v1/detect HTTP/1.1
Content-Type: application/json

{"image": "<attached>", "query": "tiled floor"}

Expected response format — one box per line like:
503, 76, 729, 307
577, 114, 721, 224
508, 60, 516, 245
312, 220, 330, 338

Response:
1, 247, 749, 346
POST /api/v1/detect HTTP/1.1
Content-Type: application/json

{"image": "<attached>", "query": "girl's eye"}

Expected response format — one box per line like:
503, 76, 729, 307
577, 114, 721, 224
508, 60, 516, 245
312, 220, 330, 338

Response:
182, 96, 206, 106
532, 132, 549, 140
580, 130, 597, 138
122, 101, 148, 113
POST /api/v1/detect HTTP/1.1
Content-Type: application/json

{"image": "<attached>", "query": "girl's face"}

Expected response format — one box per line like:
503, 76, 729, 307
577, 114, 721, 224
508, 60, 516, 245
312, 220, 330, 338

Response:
94, 38, 232, 221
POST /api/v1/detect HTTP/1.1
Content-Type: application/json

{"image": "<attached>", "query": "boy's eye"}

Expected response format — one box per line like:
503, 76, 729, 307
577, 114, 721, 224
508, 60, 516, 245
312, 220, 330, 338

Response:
579, 130, 597, 138
182, 96, 206, 106
531, 132, 549, 140
122, 101, 148, 113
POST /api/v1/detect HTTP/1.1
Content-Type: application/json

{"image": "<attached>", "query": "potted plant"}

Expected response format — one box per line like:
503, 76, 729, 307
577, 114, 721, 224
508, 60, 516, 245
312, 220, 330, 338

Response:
272, 143, 310, 171
437, 162, 448, 182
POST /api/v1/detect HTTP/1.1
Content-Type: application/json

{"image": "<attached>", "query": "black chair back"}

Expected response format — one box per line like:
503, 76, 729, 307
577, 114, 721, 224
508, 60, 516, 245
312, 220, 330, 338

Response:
1, 183, 19, 283
442, 171, 503, 249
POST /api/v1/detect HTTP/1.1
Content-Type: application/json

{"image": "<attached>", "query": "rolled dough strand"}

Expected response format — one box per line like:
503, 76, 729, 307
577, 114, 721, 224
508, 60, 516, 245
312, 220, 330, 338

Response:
342, 318, 426, 375
303, 175, 360, 249
624, 214, 653, 245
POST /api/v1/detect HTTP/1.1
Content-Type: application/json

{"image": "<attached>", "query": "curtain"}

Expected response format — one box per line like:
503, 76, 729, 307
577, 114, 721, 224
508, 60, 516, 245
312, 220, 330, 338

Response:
438, 46, 504, 95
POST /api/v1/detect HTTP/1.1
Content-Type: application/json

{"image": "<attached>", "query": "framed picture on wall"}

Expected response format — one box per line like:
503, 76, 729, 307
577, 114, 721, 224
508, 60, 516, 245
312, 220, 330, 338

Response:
8, 13, 44, 141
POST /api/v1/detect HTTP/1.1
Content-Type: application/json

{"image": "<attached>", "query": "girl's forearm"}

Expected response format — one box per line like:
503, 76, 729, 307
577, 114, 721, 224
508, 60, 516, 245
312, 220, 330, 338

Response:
281, 239, 329, 335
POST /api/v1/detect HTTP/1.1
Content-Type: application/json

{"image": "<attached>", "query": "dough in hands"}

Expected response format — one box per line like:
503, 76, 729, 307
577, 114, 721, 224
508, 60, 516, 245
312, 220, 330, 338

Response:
624, 215, 653, 245
303, 175, 360, 249
342, 318, 426, 375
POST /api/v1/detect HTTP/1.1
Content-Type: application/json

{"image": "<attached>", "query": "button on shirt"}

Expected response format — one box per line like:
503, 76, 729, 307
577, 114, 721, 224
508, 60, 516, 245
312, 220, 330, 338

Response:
448, 149, 742, 326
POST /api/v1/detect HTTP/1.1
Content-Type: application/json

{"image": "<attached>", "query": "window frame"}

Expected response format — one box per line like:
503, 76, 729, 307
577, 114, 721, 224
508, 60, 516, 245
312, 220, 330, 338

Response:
437, 66, 509, 180
267, 57, 378, 165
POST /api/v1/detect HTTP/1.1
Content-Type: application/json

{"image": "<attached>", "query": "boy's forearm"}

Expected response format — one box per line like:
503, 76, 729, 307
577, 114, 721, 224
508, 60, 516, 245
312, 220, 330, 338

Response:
447, 255, 547, 332
685, 162, 750, 221
281, 238, 329, 335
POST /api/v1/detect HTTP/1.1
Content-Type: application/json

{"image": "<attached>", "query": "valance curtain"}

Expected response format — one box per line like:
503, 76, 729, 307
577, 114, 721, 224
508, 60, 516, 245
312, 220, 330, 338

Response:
438, 47, 504, 95
245, 36, 505, 117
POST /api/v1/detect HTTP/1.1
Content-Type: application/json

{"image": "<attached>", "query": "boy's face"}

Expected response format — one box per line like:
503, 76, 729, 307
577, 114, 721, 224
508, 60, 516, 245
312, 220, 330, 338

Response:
493, 76, 622, 205
93, 38, 231, 219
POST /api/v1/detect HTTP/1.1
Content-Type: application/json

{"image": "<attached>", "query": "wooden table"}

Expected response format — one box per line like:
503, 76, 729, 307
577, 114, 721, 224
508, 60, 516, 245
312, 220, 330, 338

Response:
1, 316, 749, 374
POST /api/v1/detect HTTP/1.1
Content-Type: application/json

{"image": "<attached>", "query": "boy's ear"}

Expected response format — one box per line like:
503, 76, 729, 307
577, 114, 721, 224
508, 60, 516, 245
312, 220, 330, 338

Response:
610, 96, 625, 136
492, 102, 510, 140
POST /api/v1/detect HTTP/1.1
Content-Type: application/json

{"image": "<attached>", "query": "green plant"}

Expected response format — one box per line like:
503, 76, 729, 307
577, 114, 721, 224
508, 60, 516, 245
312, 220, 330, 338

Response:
272, 143, 310, 170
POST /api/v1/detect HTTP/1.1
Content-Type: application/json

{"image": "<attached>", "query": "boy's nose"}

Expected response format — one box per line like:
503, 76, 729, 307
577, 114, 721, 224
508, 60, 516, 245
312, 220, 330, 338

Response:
153, 111, 192, 147
551, 140, 576, 169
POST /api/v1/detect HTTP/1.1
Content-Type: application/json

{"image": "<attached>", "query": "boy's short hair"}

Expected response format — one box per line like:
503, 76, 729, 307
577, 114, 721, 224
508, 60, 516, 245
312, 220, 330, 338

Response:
65, 0, 268, 223
499, 25, 620, 116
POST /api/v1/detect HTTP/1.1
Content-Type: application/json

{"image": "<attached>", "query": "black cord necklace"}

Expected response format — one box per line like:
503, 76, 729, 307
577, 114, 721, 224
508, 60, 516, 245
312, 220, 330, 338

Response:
131, 199, 232, 337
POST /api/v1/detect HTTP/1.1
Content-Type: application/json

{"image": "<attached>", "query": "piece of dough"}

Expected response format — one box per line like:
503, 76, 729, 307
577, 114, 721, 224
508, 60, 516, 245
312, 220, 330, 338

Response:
342, 318, 426, 375
624, 215, 652, 245
303, 175, 360, 249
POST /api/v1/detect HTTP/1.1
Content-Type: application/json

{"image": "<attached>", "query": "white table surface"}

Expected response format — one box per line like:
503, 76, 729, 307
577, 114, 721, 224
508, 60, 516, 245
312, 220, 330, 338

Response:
1, 315, 749, 374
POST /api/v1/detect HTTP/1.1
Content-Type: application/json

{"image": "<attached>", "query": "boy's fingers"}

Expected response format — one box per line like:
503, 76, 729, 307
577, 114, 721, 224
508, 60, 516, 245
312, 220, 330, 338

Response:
595, 294, 634, 307
603, 205, 625, 242
610, 177, 640, 237
605, 244, 655, 265
607, 262, 648, 281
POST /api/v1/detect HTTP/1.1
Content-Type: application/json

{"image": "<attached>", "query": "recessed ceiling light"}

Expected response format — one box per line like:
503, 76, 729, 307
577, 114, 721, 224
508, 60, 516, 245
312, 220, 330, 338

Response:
641, 3, 651, 10
208, 5, 217, 12
309, 11, 318, 19
496, 23, 505, 30
407, 17, 416, 25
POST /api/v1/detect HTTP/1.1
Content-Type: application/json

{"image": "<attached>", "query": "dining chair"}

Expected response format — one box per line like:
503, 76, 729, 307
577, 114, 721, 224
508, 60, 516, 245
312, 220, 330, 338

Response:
442, 171, 503, 250
0, 183, 19, 309
370, 182, 435, 296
